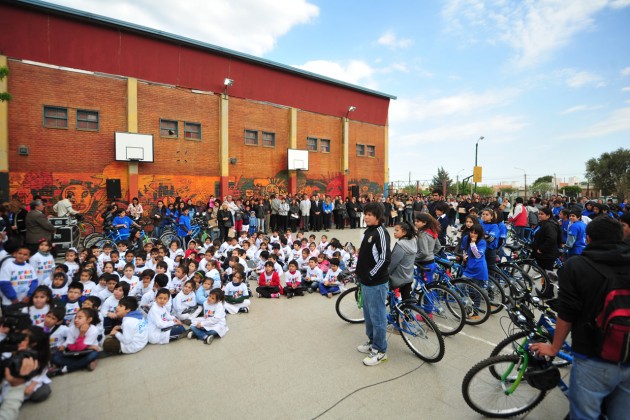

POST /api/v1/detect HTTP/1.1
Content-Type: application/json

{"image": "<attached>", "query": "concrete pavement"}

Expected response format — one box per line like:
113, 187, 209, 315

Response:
19, 227, 569, 420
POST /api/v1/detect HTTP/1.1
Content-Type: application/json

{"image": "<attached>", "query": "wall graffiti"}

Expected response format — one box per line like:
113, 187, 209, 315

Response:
9, 167, 382, 231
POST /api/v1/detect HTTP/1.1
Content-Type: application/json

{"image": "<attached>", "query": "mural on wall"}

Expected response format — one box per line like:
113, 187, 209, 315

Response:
10, 167, 382, 231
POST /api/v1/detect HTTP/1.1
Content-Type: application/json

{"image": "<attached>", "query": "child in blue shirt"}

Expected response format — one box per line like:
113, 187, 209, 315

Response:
461, 224, 488, 320
565, 209, 587, 257
480, 208, 500, 268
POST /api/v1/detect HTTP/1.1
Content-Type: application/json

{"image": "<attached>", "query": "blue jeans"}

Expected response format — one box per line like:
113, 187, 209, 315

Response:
570, 356, 630, 419
51, 350, 99, 373
189, 326, 219, 341
361, 282, 388, 353
169, 325, 186, 340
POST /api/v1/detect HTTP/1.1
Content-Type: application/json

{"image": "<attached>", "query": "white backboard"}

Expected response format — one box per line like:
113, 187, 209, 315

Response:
115, 132, 154, 162
288, 148, 308, 171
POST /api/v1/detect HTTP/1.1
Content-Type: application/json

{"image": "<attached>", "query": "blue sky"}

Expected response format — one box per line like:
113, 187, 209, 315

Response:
47, 0, 630, 188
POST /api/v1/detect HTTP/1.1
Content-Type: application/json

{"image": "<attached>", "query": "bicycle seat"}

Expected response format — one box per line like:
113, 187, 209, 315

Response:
504, 244, 523, 251
415, 265, 432, 273
435, 258, 453, 268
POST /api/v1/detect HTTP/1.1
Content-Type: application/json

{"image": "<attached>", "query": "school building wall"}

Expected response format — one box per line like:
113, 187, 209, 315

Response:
6, 60, 386, 228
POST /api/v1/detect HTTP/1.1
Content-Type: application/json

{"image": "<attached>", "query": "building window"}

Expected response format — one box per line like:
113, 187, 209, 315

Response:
320, 139, 331, 153
76, 109, 99, 131
356, 144, 365, 156
307, 137, 318, 152
367, 145, 375, 157
184, 122, 201, 140
43, 106, 68, 128
160, 119, 178, 138
262, 132, 275, 147
244, 129, 258, 145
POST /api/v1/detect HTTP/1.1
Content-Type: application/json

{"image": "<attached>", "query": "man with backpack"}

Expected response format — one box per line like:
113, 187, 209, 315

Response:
531, 217, 630, 419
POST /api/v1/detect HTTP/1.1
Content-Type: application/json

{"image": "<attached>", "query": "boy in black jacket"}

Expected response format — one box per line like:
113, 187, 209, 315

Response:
355, 202, 391, 366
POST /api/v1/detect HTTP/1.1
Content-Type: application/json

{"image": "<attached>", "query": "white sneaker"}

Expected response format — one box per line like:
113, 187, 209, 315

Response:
363, 351, 388, 366
356, 342, 372, 354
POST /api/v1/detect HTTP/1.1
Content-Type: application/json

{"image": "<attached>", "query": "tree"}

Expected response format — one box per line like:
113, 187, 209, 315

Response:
498, 186, 517, 195
0, 66, 11, 102
530, 181, 553, 196
585, 148, 630, 198
561, 185, 582, 197
475, 185, 494, 197
533, 175, 553, 184
430, 167, 453, 195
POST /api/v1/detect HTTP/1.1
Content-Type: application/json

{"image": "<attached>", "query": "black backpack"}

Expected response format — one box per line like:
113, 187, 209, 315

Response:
583, 257, 630, 363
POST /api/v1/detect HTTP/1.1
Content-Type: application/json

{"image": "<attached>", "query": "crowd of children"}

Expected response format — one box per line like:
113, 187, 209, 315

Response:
0, 227, 358, 406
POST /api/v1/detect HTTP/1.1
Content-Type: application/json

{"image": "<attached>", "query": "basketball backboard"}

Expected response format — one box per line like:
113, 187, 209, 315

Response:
115, 132, 154, 162
288, 148, 308, 171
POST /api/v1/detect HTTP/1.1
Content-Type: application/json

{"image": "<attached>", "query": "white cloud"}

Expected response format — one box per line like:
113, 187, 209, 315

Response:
47, 0, 319, 56
292, 60, 378, 89
559, 107, 630, 139
565, 70, 606, 88
389, 88, 521, 123
622, 87, 630, 92
442, 0, 630, 69
621, 67, 630, 76
376, 31, 413, 49
561, 104, 604, 114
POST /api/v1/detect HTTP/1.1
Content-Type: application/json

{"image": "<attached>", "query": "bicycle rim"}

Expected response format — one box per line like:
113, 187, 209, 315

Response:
420, 284, 465, 335
462, 355, 546, 418
335, 286, 364, 324
487, 275, 506, 314
451, 279, 491, 325
518, 262, 551, 298
160, 232, 181, 248
398, 303, 445, 362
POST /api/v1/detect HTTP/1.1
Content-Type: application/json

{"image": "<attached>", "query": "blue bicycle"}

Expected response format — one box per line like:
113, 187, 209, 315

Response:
335, 284, 445, 362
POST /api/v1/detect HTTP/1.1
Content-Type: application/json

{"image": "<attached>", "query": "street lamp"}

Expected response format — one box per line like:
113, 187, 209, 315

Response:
515, 167, 527, 199
474, 136, 484, 194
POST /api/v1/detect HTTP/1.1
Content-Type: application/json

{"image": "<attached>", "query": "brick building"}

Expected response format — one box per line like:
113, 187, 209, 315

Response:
0, 0, 394, 227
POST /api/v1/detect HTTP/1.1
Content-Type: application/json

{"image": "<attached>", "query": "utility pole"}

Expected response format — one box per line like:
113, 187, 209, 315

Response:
515, 167, 527, 199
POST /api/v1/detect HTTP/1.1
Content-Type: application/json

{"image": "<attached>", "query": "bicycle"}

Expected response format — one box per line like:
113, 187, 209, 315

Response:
433, 257, 492, 325
336, 283, 445, 363
461, 292, 573, 418
410, 266, 466, 336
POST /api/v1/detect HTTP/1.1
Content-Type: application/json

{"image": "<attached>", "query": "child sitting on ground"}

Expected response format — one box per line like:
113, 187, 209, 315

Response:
187, 288, 228, 345
147, 288, 186, 344
303, 257, 323, 293
256, 261, 282, 298
43, 306, 68, 351
224, 271, 251, 314
319, 258, 342, 298
27, 285, 52, 327
61, 282, 85, 326
101, 282, 130, 334
50, 308, 101, 375
173, 279, 201, 322
103, 296, 148, 355
284, 260, 305, 298
140, 273, 170, 312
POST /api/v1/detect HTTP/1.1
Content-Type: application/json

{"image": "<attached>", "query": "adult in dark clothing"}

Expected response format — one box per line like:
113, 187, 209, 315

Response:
14, 201, 28, 243
355, 202, 391, 366
311, 195, 324, 232
412, 197, 424, 220
531, 207, 562, 270
24, 199, 56, 255
458, 197, 473, 224
333, 196, 345, 230
427, 190, 446, 219
530, 217, 630, 420
345, 197, 357, 229
217, 203, 233, 242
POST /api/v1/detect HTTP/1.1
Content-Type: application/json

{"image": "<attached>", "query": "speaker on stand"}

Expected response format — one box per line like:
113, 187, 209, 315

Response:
106, 179, 122, 200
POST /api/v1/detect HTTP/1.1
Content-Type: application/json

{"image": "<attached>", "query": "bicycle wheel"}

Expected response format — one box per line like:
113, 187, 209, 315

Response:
462, 355, 547, 418
79, 221, 95, 237
517, 261, 552, 298
397, 302, 445, 362
487, 274, 507, 314
490, 331, 570, 369
498, 263, 533, 298
82, 232, 101, 248
451, 279, 491, 325
335, 286, 364, 324
419, 283, 465, 336
83, 233, 105, 249
160, 231, 181, 248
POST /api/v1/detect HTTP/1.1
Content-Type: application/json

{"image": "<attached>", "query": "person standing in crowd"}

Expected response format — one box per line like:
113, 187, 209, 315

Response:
300, 194, 311, 232
355, 202, 391, 366
24, 199, 56, 255
530, 217, 630, 420
53, 192, 80, 218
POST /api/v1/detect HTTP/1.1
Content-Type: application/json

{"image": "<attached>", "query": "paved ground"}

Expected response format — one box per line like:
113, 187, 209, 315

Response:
19, 227, 569, 420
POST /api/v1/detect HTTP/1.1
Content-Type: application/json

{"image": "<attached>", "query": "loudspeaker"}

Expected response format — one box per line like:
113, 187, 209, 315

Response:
349, 185, 359, 198
106, 179, 122, 200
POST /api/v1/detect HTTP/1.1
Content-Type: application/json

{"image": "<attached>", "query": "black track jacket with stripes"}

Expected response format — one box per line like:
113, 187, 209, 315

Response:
356, 224, 391, 286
